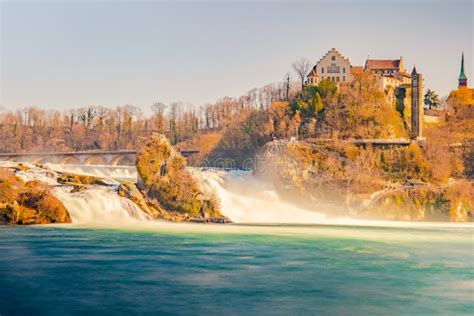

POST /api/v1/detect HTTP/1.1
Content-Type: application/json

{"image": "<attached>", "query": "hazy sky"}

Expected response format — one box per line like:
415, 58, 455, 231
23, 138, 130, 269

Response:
1, 0, 472, 111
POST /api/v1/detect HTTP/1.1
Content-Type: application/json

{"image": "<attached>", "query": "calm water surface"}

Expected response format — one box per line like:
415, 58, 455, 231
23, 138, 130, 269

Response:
0, 224, 473, 315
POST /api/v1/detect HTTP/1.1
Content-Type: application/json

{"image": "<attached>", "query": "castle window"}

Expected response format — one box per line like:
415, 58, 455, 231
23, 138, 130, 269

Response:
327, 65, 340, 73
321, 68, 324, 74
343, 76, 345, 81
343, 68, 346, 73
337, 77, 340, 82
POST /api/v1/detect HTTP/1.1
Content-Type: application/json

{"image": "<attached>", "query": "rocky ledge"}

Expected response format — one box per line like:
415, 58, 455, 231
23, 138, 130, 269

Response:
0, 167, 71, 225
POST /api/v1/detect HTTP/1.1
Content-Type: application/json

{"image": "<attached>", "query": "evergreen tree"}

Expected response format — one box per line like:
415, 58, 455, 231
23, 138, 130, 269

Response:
424, 89, 440, 110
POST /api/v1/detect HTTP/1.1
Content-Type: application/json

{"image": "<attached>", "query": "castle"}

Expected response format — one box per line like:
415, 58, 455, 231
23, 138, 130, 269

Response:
306, 48, 424, 139
306, 48, 412, 91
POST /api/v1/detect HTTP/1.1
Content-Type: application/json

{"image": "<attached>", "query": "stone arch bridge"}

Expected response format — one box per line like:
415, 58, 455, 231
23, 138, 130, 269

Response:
0, 149, 199, 166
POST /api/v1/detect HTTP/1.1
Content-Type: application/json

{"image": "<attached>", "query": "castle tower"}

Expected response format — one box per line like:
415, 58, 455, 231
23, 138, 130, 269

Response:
458, 52, 468, 88
411, 66, 423, 139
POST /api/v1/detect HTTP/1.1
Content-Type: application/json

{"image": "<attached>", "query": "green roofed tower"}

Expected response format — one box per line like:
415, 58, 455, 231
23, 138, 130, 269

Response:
459, 52, 467, 88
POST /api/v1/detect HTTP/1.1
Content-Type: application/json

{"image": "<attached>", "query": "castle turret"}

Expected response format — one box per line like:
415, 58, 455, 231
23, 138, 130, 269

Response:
458, 52, 467, 88
411, 66, 423, 140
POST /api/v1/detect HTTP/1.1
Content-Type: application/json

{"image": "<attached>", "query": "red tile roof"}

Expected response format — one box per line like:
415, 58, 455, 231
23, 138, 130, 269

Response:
365, 59, 401, 71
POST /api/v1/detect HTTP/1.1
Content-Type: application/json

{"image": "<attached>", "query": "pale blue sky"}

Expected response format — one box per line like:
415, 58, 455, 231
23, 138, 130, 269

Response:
1, 0, 472, 111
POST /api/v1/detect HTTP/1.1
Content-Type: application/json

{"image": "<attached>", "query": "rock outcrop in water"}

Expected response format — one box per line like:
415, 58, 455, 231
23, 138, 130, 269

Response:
0, 168, 71, 224
136, 134, 226, 222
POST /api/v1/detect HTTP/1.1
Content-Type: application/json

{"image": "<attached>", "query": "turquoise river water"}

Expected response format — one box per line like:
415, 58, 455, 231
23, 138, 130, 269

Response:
0, 223, 473, 315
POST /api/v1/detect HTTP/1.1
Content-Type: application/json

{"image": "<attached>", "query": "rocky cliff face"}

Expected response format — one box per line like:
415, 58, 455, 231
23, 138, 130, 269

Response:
367, 182, 473, 221
135, 134, 225, 222
255, 141, 473, 222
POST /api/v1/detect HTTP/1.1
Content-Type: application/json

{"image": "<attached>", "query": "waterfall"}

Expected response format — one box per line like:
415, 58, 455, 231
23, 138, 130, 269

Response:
2, 162, 149, 225
189, 168, 327, 224
54, 187, 150, 224
7, 162, 329, 225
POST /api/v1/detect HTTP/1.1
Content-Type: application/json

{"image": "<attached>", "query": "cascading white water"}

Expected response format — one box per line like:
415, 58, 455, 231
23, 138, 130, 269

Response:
47, 164, 329, 225
54, 187, 150, 224
6, 161, 329, 224
44, 163, 137, 183
1, 162, 149, 225
189, 168, 327, 224
4, 161, 329, 225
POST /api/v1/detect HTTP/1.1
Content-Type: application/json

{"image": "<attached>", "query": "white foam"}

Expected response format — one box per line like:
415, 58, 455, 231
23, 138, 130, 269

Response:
44, 163, 137, 182
189, 168, 327, 224
54, 186, 150, 224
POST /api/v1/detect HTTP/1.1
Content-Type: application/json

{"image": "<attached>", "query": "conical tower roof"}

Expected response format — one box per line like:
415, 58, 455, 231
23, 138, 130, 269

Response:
459, 52, 467, 80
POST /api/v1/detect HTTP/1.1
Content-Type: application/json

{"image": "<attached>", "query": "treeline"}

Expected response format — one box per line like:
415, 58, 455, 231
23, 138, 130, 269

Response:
1, 71, 471, 182
0, 81, 300, 153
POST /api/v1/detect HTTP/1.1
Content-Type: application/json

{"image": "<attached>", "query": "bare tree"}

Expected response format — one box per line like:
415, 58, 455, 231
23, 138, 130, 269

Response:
151, 102, 167, 115
292, 58, 311, 91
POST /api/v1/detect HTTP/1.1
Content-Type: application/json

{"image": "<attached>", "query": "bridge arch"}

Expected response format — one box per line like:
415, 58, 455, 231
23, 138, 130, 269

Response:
84, 156, 108, 165
111, 154, 135, 166
58, 156, 80, 165
111, 155, 125, 166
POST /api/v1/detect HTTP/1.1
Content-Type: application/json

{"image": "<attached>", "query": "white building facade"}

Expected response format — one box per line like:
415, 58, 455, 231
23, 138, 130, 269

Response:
307, 48, 353, 85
